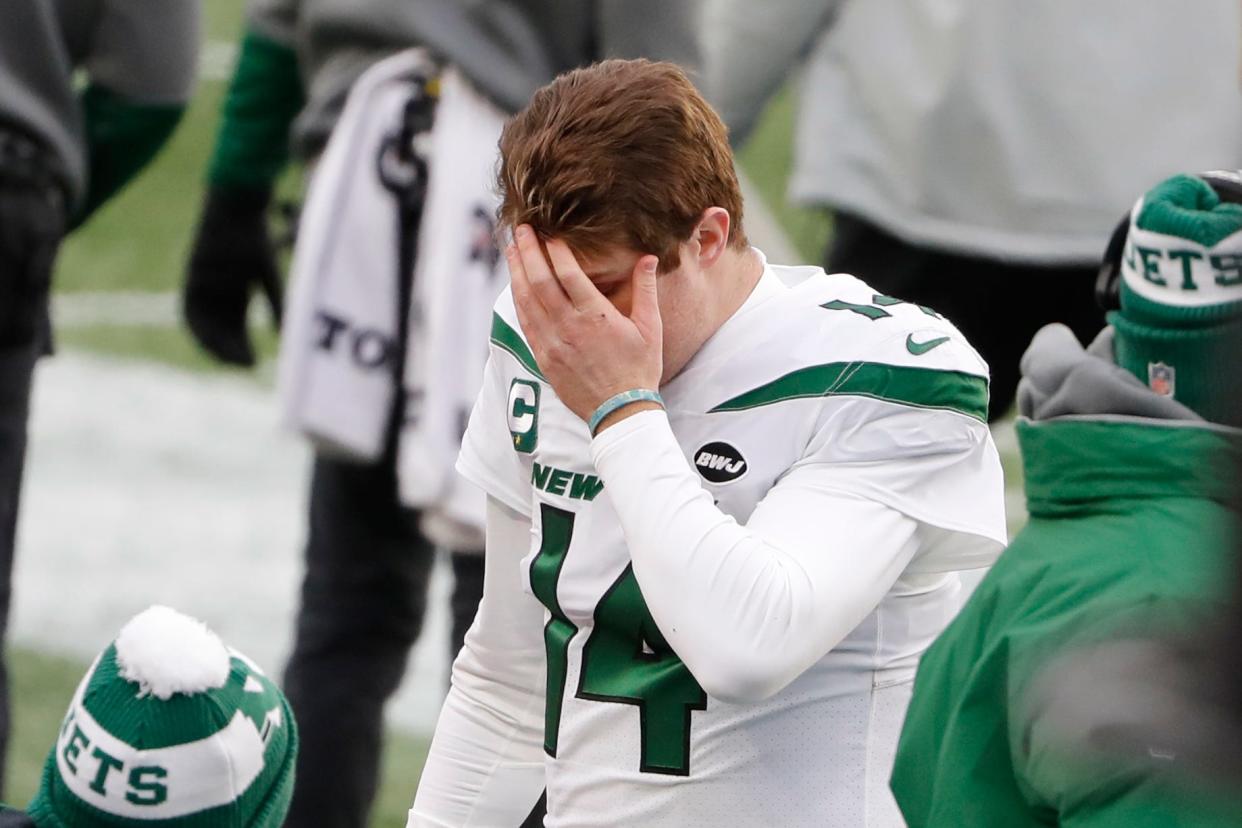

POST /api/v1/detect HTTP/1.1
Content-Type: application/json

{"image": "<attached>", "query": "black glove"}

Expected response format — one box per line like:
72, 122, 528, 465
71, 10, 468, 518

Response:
183, 185, 283, 367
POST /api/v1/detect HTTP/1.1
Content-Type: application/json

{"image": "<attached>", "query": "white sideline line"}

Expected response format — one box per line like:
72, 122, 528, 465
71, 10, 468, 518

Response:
200, 40, 239, 82
53, 291, 179, 328
52, 291, 271, 329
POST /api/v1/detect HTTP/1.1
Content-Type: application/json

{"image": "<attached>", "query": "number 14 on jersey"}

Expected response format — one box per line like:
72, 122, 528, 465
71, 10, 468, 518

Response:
529, 503, 707, 776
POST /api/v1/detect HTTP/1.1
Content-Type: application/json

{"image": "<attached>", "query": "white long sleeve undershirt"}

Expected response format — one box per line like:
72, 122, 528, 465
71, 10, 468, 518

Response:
409, 499, 547, 828
590, 408, 922, 704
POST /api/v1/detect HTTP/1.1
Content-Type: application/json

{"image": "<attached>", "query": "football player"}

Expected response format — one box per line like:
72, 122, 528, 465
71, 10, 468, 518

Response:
409, 59, 1006, 827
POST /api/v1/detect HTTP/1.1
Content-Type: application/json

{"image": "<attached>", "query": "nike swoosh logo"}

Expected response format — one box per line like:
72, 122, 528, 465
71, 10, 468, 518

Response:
906, 334, 951, 355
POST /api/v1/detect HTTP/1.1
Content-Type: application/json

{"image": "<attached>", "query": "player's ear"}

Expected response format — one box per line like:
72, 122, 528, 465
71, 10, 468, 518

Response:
693, 207, 731, 269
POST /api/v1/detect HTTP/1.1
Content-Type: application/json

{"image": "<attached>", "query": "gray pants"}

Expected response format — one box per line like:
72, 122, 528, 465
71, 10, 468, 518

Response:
0, 178, 64, 796
281, 445, 487, 828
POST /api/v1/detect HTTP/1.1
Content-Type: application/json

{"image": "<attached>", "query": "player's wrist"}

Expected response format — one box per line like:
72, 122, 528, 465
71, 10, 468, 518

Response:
588, 389, 664, 435
593, 400, 664, 434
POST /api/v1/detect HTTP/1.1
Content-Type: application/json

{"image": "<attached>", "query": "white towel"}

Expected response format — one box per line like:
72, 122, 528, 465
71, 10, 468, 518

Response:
278, 49, 438, 461
400, 68, 510, 550
279, 52, 509, 550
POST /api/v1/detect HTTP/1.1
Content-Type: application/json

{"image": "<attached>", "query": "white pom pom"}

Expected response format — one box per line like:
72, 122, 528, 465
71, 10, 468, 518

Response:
114, 606, 231, 700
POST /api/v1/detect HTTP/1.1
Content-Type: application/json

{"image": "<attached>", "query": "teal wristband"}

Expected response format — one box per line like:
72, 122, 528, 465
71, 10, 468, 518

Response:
588, 389, 664, 434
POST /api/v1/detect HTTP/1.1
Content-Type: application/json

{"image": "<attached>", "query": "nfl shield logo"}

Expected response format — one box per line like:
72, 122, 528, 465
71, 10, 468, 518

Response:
1148, 362, 1176, 397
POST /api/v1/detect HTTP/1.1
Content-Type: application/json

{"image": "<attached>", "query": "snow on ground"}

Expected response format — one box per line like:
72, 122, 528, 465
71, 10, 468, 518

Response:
13, 351, 451, 734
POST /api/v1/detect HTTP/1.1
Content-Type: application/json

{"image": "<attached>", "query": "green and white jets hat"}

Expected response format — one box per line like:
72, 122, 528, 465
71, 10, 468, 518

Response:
27, 606, 296, 828
1110, 172, 1242, 426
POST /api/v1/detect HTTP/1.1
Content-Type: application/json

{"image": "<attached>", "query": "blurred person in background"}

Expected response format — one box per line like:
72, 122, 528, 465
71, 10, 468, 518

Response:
182, 3, 700, 826
0, 0, 198, 798
889, 172, 1242, 827
0, 605, 296, 827
706, 0, 1242, 420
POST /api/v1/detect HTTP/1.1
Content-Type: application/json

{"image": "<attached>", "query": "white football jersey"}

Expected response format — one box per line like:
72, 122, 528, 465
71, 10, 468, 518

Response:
455, 258, 1007, 827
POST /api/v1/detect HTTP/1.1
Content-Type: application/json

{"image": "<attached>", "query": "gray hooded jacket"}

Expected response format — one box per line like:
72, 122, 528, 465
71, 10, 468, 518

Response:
248, 0, 702, 158
1017, 324, 1202, 424
0, 0, 199, 203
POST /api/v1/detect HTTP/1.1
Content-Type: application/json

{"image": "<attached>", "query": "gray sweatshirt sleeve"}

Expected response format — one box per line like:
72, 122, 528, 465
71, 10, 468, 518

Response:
700, 0, 843, 142
598, 0, 704, 73
84, 0, 201, 104
247, 0, 300, 47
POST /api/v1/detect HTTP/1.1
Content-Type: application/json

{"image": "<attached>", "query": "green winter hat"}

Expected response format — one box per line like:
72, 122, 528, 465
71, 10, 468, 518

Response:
1110, 172, 1242, 426
27, 607, 297, 828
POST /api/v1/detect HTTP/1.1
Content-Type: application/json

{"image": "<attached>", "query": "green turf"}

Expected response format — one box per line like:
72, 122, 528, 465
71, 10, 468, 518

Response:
736, 82, 832, 263
4, 648, 80, 808
203, 0, 246, 36
373, 731, 433, 828
2, 646, 431, 827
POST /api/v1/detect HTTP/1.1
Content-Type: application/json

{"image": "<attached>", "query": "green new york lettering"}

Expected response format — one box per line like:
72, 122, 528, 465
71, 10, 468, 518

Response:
569, 473, 605, 502
546, 469, 572, 496
532, 463, 605, 501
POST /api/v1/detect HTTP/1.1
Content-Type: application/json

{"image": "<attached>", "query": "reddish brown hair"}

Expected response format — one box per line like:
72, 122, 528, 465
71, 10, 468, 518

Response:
498, 58, 747, 272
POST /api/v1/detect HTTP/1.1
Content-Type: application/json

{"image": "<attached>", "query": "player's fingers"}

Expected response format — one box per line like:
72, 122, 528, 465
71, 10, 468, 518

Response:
546, 239, 610, 313
515, 225, 571, 316
507, 242, 552, 345
629, 255, 662, 341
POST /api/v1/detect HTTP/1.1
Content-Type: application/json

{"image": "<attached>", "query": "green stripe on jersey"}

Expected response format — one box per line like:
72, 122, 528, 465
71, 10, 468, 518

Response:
709, 361, 989, 421
490, 314, 544, 379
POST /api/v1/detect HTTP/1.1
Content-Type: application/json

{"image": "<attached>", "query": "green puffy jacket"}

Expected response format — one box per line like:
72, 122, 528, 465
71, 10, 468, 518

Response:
892, 325, 1242, 828
894, 417, 1242, 824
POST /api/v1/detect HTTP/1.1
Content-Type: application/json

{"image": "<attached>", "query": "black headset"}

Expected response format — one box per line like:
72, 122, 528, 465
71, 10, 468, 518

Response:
1095, 170, 1242, 311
